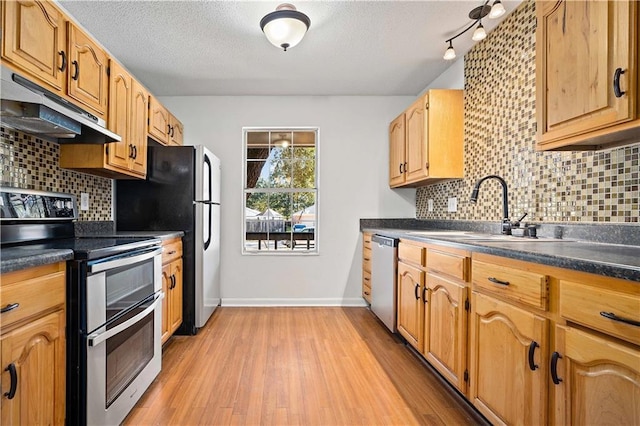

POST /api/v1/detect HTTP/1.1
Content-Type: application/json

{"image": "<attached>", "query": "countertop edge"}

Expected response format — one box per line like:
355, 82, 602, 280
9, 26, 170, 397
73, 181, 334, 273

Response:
363, 228, 640, 283
1, 249, 74, 274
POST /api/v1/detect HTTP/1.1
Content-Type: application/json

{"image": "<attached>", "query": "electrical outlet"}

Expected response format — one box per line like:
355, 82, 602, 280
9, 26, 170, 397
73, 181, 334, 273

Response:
80, 193, 89, 211
447, 197, 457, 213
427, 199, 434, 212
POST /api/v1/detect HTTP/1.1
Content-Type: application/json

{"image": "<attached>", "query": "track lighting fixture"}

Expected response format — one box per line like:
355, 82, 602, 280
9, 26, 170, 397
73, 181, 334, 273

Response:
443, 0, 505, 60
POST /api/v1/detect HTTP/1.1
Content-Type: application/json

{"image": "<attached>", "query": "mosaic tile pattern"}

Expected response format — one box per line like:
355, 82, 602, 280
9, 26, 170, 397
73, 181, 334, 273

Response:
416, 0, 639, 224
0, 128, 112, 221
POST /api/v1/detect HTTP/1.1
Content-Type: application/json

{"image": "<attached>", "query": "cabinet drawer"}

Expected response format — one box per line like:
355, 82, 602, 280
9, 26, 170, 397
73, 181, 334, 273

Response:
362, 282, 372, 303
162, 238, 182, 264
0, 263, 65, 329
472, 260, 549, 310
399, 242, 425, 266
363, 247, 372, 272
363, 233, 372, 250
560, 280, 640, 346
427, 249, 468, 281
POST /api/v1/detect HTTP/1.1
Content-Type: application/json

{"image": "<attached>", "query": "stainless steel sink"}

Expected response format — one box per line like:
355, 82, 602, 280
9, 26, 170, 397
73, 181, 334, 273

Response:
406, 230, 570, 243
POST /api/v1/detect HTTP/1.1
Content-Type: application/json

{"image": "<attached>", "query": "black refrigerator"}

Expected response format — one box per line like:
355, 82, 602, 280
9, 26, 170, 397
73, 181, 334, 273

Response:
115, 144, 221, 334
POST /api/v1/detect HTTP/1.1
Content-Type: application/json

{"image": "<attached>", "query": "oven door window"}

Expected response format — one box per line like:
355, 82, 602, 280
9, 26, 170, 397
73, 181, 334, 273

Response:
105, 306, 154, 408
106, 257, 155, 322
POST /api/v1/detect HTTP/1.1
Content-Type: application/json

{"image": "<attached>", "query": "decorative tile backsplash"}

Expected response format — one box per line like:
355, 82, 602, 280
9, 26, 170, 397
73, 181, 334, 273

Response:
416, 0, 639, 223
0, 128, 112, 221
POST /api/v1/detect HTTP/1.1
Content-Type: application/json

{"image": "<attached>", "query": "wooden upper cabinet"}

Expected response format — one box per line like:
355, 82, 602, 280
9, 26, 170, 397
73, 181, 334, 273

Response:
169, 115, 184, 146
1, 0, 67, 92
107, 60, 132, 172
536, 0, 640, 150
60, 60, 148, 179
148, 95, 170, 145
67, 23, 109, 120
389, 113, 406, 187
129, 79, 149, 175
389, 90, 464, 188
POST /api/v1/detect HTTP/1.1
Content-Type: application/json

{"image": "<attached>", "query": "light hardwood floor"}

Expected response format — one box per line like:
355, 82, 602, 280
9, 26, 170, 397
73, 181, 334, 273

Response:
124, 307, 481, 425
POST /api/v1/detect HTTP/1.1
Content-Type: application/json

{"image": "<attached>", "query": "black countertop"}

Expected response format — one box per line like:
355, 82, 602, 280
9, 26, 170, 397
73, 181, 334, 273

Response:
363, 227, 640, 283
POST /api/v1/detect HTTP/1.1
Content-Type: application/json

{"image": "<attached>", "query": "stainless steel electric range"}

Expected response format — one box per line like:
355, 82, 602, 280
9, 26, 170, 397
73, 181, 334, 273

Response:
0, 187, 163, 425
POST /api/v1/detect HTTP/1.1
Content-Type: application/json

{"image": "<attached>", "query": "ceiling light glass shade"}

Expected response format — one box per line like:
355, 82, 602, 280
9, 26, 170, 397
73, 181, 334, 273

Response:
489, 0, 506, 19
443, 42, 456, 60
260, 3, 311, 51
472, 22, 487, 41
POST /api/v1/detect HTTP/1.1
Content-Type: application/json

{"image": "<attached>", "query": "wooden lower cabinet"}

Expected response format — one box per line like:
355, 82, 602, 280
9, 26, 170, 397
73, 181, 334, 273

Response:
423, 273, 468, 394
552, 325, 640, 425
161, 238, 183, 344
469, 291, 548, 426
362, 232, 372, 303
0, 263, 66, 426
396, 260, 424, 350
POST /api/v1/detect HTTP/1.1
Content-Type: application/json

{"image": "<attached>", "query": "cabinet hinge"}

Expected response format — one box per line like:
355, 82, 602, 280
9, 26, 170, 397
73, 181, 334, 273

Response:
425, 102, 429, 109
464, 298, 470, 311
464, 369, 469, 382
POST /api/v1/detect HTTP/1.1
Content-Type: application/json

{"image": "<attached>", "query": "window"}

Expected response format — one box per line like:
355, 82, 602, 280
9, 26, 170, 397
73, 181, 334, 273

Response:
243, 128, 318, 254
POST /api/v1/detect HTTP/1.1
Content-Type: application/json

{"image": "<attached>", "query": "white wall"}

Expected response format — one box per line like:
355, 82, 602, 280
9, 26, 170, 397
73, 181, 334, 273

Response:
160, 96, 415, 306
420, 58, 464, 92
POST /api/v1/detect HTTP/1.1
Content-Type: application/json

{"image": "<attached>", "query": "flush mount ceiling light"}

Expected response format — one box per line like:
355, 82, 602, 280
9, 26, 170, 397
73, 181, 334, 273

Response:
443, 0, 506, 61
260, 3, 311, 52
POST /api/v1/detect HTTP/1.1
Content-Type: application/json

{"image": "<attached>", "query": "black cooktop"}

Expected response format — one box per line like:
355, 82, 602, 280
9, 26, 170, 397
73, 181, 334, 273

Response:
12, 237, 161, 260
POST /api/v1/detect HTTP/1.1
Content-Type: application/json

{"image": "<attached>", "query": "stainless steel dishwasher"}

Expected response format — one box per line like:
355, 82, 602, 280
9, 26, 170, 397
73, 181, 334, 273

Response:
370, 234, 399, 332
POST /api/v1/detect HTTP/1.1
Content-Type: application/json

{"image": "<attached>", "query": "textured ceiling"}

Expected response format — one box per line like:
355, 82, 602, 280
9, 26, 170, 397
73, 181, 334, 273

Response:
57, 0, 522, 96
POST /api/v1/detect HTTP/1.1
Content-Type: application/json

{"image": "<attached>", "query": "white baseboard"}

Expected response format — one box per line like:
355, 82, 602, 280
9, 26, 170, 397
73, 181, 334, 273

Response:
221, 297, 368, 307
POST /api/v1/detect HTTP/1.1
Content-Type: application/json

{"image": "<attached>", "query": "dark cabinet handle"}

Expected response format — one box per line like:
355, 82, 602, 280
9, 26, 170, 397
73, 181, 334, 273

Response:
167, 124, 172, 135
170, 126, 175, 138
528, 341, 539, 371
58, 51, 67, 72
363, 291, 370, 296
128, 144, 134, 159
168, 250, 177, 255
0, 303, 19, 314
170, 275, 175, 289
488, 277, 510, 286
399, 163, 404, 174
422, 286, 428, 304
4, 363, 17, 399
133, 145, 137, 159
403, 162, 407, 173
550, 351, 562, 385
600, 311, 640, 327
613, 67, 625, 98
71, 60, 79, 80
414, 283, 420, 300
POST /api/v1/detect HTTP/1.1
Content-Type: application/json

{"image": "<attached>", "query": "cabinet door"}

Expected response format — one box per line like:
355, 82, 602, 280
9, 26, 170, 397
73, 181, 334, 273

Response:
389, 113, 406, 187
397, 261, 424, 350
469, 292, 548, 426
552, 326, 640, 426
169, 115, 184, 146
169, 259, 183, 335
0, 310, 65, 426
536, 0, 637, 145
148, 95, 170, 145
424, 274, 468, 394
67, 23, 108, 119
129, 79, 149, 176
1, 0, 66, 92
405, 96, 428, 183
161, 263, 171, 344
106, 60, 131, 172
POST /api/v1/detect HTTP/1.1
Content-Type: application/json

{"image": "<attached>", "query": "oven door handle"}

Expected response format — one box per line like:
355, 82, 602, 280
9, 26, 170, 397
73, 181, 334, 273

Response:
87, 292, 164, 347
88, 247, 162, 274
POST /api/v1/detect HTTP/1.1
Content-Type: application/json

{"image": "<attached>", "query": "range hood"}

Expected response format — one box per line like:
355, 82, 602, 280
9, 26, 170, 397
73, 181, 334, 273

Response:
0, 65, 120, 144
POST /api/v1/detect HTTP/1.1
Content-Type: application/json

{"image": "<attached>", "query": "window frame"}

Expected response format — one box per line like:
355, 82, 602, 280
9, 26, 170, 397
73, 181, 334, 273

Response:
241, 127, 319, 255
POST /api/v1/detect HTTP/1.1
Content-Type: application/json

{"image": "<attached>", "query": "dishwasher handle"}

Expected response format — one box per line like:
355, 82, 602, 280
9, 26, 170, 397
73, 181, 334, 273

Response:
372, 235, 399, 247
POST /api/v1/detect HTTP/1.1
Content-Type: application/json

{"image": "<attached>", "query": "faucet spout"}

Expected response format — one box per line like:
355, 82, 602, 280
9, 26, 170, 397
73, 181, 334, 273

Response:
470, 175, 510, 234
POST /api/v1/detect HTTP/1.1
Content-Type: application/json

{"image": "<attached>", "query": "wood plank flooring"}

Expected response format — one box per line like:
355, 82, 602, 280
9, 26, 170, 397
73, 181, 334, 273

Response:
124, 307, 480, 425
